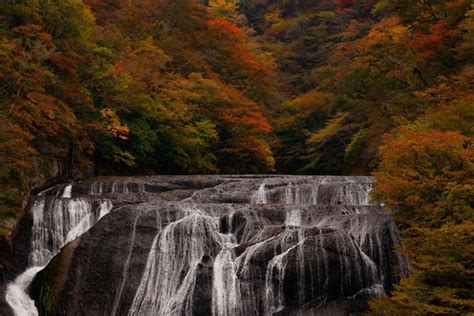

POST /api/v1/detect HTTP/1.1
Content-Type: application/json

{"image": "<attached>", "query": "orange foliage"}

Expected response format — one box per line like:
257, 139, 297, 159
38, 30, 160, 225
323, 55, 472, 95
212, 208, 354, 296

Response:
218, 108, 272, 134
100, 108, 130, 140
207, 17, 245, 41
409, 22, 460, 58
213, 77, 273, 133
234, 46, 272, 75
111, 61, 125, 76
374, 127, 473, 224
206, 17, 273, 77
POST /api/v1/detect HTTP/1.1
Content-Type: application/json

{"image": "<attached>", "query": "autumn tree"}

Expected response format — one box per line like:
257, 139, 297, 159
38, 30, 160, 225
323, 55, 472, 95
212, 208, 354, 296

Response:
369, 76, 474, 313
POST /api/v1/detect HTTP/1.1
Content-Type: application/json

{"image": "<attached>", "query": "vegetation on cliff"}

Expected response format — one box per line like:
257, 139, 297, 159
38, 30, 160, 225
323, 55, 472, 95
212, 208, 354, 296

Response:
241, 0, 473, 312
0, 0, 473, 313
0, 0, 277, 251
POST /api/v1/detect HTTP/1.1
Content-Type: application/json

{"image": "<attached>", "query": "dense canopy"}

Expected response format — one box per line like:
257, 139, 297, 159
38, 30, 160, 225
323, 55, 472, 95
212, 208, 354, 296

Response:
0, 0, 472, 313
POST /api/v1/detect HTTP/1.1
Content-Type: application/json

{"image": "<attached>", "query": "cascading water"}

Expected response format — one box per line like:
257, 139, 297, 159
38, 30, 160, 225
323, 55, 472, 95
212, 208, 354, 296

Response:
212, 236, 240, 316
28, 197, 112, 266
5, 184, 113, 316
5, 267, 43, 316
252, 182, 268, 204
128, 210, 223, 315
111, 213, 142, 316
4, 176, 408, 316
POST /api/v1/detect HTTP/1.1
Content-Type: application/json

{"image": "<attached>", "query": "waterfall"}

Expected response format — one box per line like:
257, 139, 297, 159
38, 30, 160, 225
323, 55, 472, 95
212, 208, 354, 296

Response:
6, 184, 113, 315
111, 213, 141, 316
284, 181, 294, 204
265, 231, 306, 314
89, 180, 146, 196
128, 211, 222, 315
212, 233, 239, 316
126, 176, 402, 315
5, 176, 408, 315
285, 208, 302, 226
5, 267, 43, 316
61, 184, 72, 198
257, 177, 374, 205
252, 182, 267, 204
29, 197, 113, 266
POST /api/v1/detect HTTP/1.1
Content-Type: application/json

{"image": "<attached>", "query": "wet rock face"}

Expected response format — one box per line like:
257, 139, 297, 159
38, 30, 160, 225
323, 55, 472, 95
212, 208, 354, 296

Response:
27, 176, 408, 315
31, 208, 161, 315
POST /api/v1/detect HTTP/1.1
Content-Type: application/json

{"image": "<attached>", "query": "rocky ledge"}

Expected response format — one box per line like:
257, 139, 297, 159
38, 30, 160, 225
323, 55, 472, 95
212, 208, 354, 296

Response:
9, 175, 407, 315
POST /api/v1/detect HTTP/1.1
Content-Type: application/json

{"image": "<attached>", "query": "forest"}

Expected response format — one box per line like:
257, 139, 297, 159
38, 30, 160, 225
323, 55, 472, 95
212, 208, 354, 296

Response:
0, 0, 473, 314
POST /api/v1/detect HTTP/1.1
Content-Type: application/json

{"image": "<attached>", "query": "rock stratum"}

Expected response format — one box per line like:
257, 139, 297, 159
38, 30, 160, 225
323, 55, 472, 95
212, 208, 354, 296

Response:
7, 176, 409, 315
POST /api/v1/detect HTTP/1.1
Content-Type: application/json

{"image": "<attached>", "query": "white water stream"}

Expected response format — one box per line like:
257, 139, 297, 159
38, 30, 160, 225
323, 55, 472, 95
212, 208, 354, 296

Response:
5, 184, 112, 315
4, 176, 407, 315
5, 267, 43, 316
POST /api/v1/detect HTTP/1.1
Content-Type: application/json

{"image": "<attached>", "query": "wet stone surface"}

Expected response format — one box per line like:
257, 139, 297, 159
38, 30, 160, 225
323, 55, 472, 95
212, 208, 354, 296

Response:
14, 175, 407, 315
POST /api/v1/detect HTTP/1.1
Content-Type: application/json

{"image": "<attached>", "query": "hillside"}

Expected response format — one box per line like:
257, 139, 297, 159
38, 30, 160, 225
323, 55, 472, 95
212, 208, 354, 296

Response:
0, 0, 473, 314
